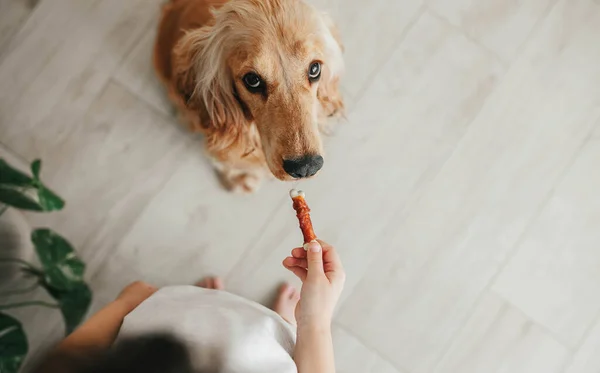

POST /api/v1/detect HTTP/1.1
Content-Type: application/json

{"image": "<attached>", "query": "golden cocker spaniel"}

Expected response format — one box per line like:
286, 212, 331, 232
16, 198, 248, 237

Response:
154, 0, 344, 192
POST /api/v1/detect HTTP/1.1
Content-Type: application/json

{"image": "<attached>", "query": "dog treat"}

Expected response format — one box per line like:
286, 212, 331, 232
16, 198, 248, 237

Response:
289, 189, 317, 249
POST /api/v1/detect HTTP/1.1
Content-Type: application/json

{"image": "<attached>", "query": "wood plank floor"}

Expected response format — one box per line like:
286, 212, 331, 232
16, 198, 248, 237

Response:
1, 0, 599, 372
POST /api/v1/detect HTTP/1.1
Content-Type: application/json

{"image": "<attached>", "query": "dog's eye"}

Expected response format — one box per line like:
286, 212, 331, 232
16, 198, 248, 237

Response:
243, 73, 263, 92
308, 62, 321, 82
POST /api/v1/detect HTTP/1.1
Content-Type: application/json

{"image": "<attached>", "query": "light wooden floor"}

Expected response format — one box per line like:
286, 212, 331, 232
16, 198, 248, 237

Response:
1, 0, 600, 372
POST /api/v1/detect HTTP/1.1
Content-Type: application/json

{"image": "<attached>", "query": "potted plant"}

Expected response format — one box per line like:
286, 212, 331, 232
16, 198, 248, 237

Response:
0, 158, 92, 373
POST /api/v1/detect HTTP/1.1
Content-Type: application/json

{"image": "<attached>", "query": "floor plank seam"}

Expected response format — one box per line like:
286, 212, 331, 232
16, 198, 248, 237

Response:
108, 77, 177, 127
114, 75, 173, 119
429, 128, 598, 370
336, 85, 512, 313
502, 0, 561, 71
350, 3, 426, 108
82, 160, 185, 283
565, 310, 600, 372
0, 141, 29, 163
424, 6, 509, 69
492, 290, 577, 353
334, 99, 499, 338
0, 0, 44, 64
369, 21, 514, 248
105, 2, 161, 80
66, 78, 193, 280
333, 322, 411, 373
224, 194, 291, 280
107, 10, 172, 117
564, 120, 600, 355
0, 0, 101, 69
79, 119, 202, 282
0, 42, 60, 115
340, 47, 511, 314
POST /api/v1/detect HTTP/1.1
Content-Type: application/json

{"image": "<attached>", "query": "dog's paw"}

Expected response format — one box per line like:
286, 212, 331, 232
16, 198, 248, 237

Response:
231, 173, 261, 193
217, 169, 262, 193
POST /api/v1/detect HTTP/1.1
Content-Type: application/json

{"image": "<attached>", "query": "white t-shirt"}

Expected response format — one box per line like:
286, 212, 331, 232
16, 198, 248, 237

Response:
118, 286, 297, 373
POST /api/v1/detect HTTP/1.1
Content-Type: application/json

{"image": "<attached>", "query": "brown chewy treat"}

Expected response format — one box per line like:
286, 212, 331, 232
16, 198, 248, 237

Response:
289, 189, 317, 244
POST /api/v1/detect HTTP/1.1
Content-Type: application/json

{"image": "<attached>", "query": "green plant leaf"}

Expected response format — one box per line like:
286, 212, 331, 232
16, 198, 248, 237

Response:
30, 160, 41, 180
0, 312, 28, 373
0, 159, 34, 187
31, 159, 65, 211
31, 229, 85, 291
37, 186, 65, 211
44, 283, 92, 335
0, 187, 43, 211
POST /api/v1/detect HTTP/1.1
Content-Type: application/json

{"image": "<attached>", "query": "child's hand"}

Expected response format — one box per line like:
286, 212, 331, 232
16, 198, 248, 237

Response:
283, 240, 345, 330
115, 281, 158, 313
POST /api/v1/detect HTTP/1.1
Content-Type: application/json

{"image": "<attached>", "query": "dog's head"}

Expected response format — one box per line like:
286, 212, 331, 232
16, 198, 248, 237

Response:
176, 0, 344, 180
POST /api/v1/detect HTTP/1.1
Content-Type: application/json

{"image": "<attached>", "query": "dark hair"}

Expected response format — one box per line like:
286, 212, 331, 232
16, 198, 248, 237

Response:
35, 334, 202, 373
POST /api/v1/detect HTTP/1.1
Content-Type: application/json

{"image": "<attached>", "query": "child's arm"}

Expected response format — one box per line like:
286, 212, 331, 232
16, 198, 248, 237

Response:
283, 241, 346, 373
56, 281, 157, 354
294, 324, 336, 373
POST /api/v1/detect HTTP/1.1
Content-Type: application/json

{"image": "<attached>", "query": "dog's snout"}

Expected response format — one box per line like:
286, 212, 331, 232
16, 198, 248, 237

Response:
283, 155, 324, 179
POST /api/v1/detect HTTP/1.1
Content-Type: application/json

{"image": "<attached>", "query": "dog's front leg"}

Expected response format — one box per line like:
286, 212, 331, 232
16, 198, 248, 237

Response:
210, 158, 265, 193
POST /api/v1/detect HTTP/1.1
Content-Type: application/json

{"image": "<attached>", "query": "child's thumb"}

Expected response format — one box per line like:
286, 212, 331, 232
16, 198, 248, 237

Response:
305, 241, 325, 275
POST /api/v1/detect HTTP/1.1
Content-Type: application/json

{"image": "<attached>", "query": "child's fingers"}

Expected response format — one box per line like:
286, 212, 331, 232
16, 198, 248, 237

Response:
283, 256, 308, 269
316, 239, 334, 252
288, 266, 308, 281
283, 259, 307, 281
318, 240, 346, 283
305, 241, 325, 277
291, 247, 307, 258
283, 257, 295, 266
317, 240, 339, 265
323, 246, 342, 270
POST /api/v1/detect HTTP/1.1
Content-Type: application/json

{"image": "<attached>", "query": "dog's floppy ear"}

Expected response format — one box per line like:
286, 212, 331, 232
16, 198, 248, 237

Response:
172, 34, 197, 110
173, 27, 246, 140
317, 13, 345, 121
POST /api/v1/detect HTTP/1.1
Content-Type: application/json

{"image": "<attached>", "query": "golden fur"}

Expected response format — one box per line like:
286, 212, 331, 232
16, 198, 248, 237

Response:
154, 0, 344, 192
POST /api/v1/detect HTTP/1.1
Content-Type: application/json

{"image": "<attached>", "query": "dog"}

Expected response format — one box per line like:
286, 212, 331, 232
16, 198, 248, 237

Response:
154, 0, 344, 192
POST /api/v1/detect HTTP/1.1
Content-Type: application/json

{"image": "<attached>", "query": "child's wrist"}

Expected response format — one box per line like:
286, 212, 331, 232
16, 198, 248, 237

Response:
112, 297, 141, 315
297, 318, 332, 335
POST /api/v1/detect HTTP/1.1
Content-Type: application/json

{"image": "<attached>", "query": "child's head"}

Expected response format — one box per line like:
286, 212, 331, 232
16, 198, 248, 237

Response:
36, 334, 212, 373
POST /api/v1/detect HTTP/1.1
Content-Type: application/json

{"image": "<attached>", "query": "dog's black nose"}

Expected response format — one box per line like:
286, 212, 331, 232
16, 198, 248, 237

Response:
283, 155, 324, 178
